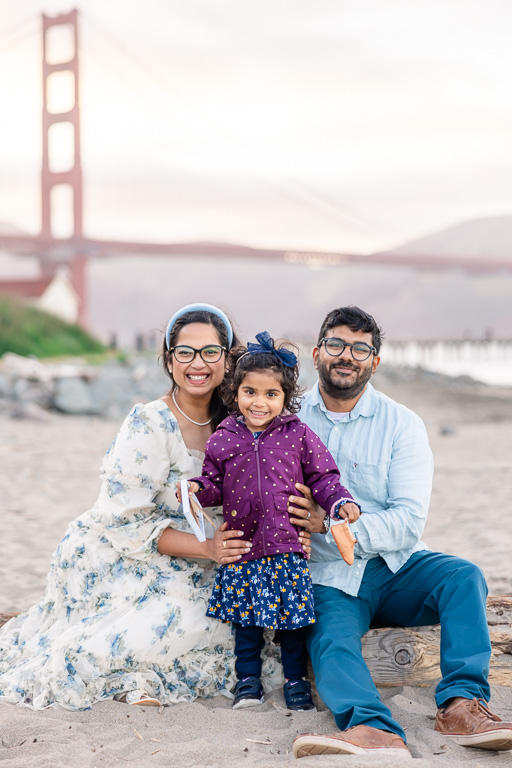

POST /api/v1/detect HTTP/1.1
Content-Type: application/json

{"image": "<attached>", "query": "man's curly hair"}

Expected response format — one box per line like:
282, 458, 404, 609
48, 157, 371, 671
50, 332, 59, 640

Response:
221, 337, 303, 415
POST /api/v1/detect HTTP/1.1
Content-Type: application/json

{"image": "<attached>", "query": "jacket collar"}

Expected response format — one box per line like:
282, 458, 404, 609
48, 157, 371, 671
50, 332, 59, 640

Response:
219, 411, 297, 435
304, 380, 377, 421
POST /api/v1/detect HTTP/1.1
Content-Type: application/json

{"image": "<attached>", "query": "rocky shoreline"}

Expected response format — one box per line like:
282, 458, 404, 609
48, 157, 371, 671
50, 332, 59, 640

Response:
2, 348, 511, 425
0, 351, 170, 420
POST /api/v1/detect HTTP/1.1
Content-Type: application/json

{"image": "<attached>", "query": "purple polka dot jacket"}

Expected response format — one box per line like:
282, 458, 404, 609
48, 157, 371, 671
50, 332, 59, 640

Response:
191, 413, 356, 562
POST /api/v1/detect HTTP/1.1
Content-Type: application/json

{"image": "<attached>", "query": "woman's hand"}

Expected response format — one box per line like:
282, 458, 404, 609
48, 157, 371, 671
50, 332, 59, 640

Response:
288, 483, 326, 534
207, 522, 253, 565
298, 529, 312, 559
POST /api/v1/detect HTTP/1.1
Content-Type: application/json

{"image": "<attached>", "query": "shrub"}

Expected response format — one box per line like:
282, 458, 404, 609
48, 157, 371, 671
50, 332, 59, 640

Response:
0, 296, 105, 358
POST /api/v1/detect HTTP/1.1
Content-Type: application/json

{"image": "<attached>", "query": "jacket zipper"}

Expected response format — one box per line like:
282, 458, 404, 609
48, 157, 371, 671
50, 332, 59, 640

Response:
253, 438, 268, 557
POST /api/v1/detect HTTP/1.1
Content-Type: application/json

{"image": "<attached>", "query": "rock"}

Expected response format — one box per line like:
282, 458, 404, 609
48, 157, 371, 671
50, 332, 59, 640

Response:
53, 377, 97, 415
13, 380, 54, 409
8, 401, 52, 421
0, 372, 13, 397
0, 352, 94, 382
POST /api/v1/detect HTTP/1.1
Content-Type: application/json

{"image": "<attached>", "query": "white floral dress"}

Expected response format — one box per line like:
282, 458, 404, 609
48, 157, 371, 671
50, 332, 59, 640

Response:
0, 400, 282, 710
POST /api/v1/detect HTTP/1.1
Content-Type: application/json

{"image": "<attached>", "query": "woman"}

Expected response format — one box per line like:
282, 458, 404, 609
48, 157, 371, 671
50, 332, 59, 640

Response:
0, 304, 310, 710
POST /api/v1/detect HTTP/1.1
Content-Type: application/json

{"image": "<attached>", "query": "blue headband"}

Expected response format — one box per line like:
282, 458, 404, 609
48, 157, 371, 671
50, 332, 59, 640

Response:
246, 331, 298, 368
165, 303, 234, 349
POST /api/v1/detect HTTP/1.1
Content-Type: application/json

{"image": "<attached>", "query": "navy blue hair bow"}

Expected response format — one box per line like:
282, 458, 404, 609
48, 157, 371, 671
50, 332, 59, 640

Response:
246, 331, 298, 368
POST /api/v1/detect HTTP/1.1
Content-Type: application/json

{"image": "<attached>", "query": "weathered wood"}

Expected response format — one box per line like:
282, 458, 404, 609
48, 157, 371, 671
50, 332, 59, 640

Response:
362, 596, 512, 687
2, 598, 511, 688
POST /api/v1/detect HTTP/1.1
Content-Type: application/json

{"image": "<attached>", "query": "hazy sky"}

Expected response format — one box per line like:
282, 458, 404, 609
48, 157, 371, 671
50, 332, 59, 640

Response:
1, 0, 512, 253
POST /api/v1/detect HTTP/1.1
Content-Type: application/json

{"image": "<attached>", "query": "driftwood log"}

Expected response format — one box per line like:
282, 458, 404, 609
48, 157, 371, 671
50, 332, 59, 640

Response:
361, 596, 512, 687
2, 598, 511, 687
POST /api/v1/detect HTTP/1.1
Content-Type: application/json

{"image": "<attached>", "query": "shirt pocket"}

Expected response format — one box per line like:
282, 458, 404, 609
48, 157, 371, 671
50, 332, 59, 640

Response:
346, 462, 388, 509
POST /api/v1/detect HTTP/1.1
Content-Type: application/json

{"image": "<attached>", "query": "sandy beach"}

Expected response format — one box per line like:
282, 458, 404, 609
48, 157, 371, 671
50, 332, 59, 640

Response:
1, 367, 512, 767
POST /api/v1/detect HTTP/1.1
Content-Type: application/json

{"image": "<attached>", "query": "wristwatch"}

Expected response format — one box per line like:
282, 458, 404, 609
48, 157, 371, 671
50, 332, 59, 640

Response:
320, 514, 330, 535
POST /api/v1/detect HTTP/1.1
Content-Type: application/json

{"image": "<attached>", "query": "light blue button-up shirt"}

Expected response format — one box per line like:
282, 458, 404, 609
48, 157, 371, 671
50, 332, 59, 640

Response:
299, 381, 434, 596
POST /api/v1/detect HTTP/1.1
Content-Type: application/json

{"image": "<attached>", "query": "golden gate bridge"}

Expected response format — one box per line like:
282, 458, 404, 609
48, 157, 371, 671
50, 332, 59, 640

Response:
1, 10, 511, 327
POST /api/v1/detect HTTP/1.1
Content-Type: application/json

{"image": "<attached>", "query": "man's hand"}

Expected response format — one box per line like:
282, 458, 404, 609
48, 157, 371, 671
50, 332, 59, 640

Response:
288, 483, 326, 534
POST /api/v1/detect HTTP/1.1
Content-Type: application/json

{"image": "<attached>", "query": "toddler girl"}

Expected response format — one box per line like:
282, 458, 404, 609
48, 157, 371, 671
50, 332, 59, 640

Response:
178, 332, 360, 711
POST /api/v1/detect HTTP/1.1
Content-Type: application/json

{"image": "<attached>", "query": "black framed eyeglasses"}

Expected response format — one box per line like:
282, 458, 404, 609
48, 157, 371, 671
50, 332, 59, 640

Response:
170, 344, 226, 364
320, 337, 376, 361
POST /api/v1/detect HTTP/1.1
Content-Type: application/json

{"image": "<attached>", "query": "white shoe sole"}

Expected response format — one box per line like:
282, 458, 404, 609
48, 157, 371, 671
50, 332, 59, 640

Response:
232, 696, 264, 710
448, 729, 512, 751
293, 735, 412, 758
121, 689, 161, 707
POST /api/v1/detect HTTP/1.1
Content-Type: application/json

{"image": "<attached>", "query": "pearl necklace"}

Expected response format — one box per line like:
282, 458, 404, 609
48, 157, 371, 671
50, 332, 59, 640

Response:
172, 390, 212, 426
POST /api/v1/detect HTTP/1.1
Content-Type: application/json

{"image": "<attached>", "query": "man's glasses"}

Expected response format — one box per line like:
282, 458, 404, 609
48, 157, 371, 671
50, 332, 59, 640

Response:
170, 345, 226, 364
320, 338, 376, 361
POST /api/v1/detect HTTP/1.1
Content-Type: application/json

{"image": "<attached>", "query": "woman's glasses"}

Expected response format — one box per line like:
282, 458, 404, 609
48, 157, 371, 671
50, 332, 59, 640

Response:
320, 338, 376, 361
170, 345, 226, 364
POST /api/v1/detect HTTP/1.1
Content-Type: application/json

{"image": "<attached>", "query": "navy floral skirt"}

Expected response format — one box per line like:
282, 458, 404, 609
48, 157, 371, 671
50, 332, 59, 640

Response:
206, 552, 315, 630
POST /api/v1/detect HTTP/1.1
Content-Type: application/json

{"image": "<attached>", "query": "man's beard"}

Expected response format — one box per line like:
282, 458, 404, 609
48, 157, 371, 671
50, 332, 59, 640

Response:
317, 358, 373, 401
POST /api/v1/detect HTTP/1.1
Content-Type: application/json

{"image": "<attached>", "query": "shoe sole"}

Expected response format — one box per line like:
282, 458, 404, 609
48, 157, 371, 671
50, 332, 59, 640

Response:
129, 698, 161, 707
447, 729, 512, 751
232, 696, 264, 710
293, 735, 412, 758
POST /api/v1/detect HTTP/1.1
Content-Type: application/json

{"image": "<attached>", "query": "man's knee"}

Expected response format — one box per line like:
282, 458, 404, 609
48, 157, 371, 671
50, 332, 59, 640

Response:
426, 554, 489, 607
442, 556, 487, 592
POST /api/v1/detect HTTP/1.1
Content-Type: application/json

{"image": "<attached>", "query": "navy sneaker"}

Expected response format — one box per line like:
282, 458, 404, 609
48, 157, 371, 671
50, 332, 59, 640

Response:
232, 675, 264, 709
283, 679, 316, 711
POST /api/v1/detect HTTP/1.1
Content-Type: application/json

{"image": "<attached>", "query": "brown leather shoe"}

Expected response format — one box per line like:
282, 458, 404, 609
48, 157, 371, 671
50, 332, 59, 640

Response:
435, 697, 512, 750
293, 725, 411, 758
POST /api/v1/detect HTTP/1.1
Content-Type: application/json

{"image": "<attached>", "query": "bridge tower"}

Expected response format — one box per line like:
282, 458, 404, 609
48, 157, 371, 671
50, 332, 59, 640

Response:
41, 9, 87, 324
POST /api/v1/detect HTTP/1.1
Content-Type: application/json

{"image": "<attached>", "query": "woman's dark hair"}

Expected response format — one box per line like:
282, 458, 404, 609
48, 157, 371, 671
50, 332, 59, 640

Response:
317, 306, 384, 355
221, 338, 303, 415
161, 309, 239, 430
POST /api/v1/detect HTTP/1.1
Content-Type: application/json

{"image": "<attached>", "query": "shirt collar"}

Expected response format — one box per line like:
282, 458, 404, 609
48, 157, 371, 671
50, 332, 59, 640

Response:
304, 380, 378, 420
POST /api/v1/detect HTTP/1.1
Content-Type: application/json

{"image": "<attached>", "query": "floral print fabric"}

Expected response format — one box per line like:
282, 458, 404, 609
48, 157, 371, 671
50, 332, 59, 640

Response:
207, 552, 315, 629
0, 400, 282, 710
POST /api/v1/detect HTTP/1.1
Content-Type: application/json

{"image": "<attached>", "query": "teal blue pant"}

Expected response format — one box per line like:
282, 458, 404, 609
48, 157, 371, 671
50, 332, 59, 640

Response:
307, 552, 491, 742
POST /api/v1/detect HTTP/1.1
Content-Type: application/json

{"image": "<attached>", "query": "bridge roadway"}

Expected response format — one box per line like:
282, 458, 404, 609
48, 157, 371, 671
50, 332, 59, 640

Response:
1, 233, 512, 273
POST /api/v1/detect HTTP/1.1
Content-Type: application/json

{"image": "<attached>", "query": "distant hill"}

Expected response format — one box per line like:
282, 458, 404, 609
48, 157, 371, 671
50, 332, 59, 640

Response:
379, 215, 512, 261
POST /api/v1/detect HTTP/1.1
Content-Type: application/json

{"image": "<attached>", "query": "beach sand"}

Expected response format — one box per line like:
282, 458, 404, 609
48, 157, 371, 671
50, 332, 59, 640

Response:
1, 370, 512, 766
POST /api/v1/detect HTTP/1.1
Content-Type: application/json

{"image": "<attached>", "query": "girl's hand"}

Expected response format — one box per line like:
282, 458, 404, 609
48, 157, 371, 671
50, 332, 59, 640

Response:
208, 522, 253, 565
288, 483, 325, 534
176, 481, 199, 502
334, 502, 361, 524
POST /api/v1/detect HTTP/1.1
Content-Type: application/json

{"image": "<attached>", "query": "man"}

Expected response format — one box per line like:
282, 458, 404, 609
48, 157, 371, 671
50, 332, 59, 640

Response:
288, 306, 512, 758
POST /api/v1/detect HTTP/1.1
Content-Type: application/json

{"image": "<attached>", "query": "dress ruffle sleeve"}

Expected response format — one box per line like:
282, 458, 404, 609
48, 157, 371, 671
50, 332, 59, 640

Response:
91, 402, 189, 560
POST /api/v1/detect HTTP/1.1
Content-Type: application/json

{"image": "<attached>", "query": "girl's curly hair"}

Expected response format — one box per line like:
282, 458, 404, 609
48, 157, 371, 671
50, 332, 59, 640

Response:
221, 336, 303, 415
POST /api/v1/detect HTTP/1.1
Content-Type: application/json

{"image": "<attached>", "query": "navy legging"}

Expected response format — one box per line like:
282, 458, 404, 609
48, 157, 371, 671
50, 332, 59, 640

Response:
234, 624, 308, 681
